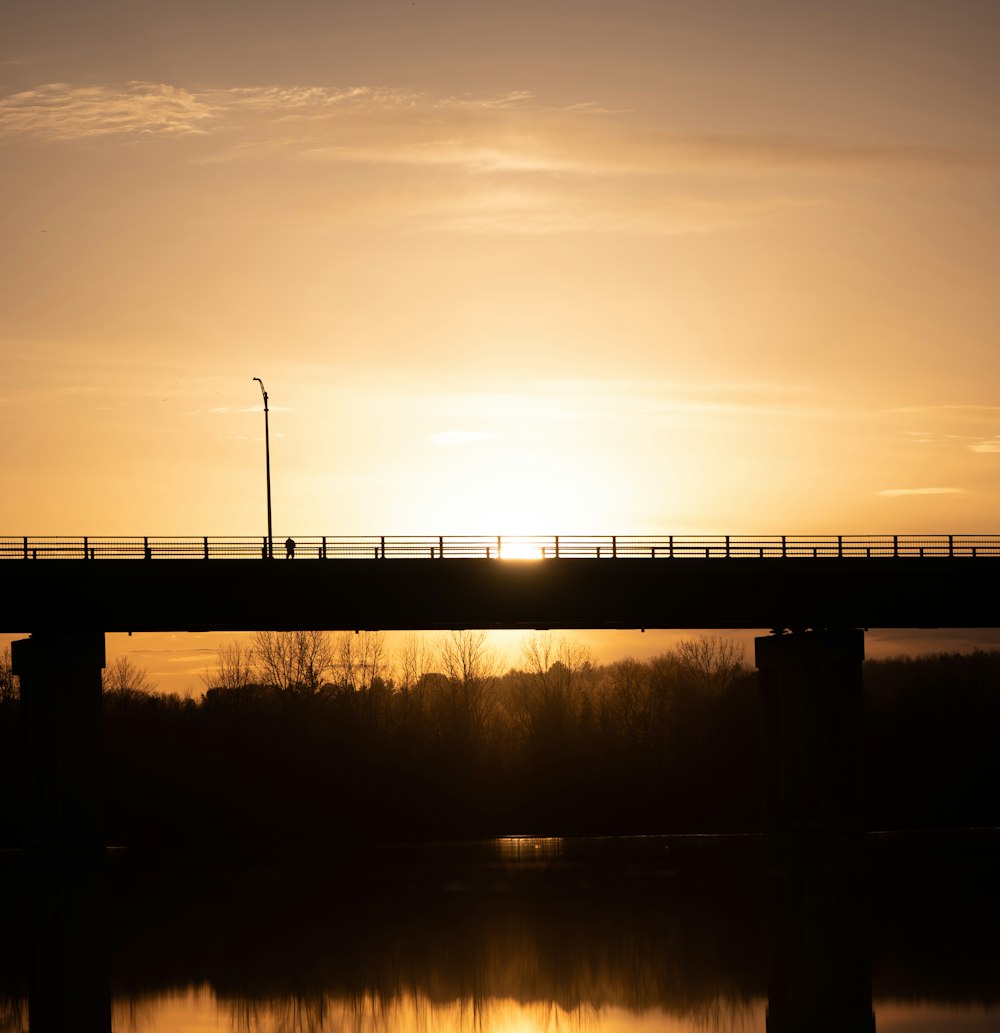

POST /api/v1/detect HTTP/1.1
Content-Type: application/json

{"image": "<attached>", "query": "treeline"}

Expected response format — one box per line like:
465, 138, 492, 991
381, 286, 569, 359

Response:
102, 632, 760, 843
1, 636, 998, 843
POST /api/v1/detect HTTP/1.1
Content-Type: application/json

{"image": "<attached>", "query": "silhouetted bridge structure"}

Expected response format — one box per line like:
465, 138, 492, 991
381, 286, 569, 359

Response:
2, 533, 998, 632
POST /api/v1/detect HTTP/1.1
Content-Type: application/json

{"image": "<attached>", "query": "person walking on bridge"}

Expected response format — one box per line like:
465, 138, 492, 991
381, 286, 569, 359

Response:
285, 537, 296, 559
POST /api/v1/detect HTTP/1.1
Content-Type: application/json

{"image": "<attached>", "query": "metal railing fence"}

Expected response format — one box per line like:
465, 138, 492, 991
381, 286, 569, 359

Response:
1, 534, 998, 561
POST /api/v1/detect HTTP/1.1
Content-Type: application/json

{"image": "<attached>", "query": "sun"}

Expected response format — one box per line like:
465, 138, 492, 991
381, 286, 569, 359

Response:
499, 540, 546, 560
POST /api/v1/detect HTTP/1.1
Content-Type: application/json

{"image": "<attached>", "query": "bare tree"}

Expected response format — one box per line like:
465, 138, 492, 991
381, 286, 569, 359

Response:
521, 631, 557, 680
511, 633, 594, 740
103, 656, 157, 695
334, 631, 389, 693
397, 633, 435, 695
440, 629, 501, 737
201, 640, 255, 692
671, 636, 748, 694
600, 657, 650, 746
251, 630, 334, 692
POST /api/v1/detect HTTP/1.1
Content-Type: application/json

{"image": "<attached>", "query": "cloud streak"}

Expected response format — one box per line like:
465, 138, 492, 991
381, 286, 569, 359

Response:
4, 81, 993, 175
876, 487, 969, 497
969, 439, 1000, 454
429, 430, 497, 445
0, 82, 215, 138
5, 81, 994, 238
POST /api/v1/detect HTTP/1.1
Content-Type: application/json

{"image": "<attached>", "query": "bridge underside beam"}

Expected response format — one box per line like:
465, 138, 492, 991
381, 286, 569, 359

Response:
2, 557, 998, 632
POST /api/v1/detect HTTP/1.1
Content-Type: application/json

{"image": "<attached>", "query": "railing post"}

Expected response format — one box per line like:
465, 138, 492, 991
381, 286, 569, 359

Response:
439, 535, 444, 559
23, 536, 28, 560
555, 536, 560, 559
893, 535, 898, 558
380, 535, 385, 560
781, 535, 786, 559
669, 535, 674, 558
948, 534, 954, 558
203, 536, 209, 560
262, 536, 268, 560
83, 536, 88, 560
497, 535, 502, 559
837, 535, 843, 559
143, 536, 151, 560
596, 546, 601, 558
322, 536, 327, 559
612, 535, 617, 558
725, 535, 730, 558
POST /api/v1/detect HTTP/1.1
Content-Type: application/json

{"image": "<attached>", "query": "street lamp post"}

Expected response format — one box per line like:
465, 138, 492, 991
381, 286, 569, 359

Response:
252, 377, 273, 559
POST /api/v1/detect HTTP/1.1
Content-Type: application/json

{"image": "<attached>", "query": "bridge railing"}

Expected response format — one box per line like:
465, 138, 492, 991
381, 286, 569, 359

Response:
1, 534, 999, 560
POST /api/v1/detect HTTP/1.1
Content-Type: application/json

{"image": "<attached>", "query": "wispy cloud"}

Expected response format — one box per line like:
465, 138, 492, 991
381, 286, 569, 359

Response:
429, 430, 497, 445
887, 402, 1000, 463
5, 81, 993, 237
0, 82, 215, 138
876, 487, 969, 497
969, 438, 1000, 454
885, 404, 1000, 414
5, 81, 993, 175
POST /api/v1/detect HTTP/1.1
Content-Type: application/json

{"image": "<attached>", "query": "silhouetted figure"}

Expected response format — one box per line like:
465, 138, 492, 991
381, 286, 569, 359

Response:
285, 537, 296, 559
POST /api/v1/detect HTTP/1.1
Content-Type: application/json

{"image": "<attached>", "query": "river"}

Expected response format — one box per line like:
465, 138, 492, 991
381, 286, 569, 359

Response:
1, 831, 997, 1032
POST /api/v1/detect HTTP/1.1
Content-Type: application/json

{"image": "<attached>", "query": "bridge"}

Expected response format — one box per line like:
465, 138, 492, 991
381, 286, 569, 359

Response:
2, 533, 998, 632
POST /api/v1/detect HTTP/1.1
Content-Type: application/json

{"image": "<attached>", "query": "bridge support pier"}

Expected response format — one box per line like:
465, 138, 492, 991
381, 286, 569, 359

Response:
755, 629, 866, 836
755, 629, 874, 1033
11, 632, 111, 1030
12, 632, 107, 848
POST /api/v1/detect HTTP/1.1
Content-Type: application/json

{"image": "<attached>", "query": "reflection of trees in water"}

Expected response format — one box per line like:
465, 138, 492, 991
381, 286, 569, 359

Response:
111, 988, 209, 1033
0, 997, 26, 1033
224, 992, 763, 1033
96, 842, 764, 1030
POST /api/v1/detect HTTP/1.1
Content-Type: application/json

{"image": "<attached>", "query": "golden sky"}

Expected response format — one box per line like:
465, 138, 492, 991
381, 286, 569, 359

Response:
3, 2, 1000, 689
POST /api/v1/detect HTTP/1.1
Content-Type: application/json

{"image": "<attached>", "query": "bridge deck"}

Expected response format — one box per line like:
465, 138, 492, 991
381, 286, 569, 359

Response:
1, 552, 997, 632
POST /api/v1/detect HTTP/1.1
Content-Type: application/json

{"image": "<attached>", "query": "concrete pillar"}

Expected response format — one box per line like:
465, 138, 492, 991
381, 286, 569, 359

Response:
11, 632, 111, 1031
11, 632, 106, 848
755, 629, 866, 835
756, 630, 875, 1033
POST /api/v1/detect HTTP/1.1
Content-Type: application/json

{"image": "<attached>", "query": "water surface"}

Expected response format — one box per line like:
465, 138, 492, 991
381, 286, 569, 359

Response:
2, 833, 998, 1032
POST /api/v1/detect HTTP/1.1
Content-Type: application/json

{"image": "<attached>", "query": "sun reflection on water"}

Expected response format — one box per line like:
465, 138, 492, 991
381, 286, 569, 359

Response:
494, 836, 566, 860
